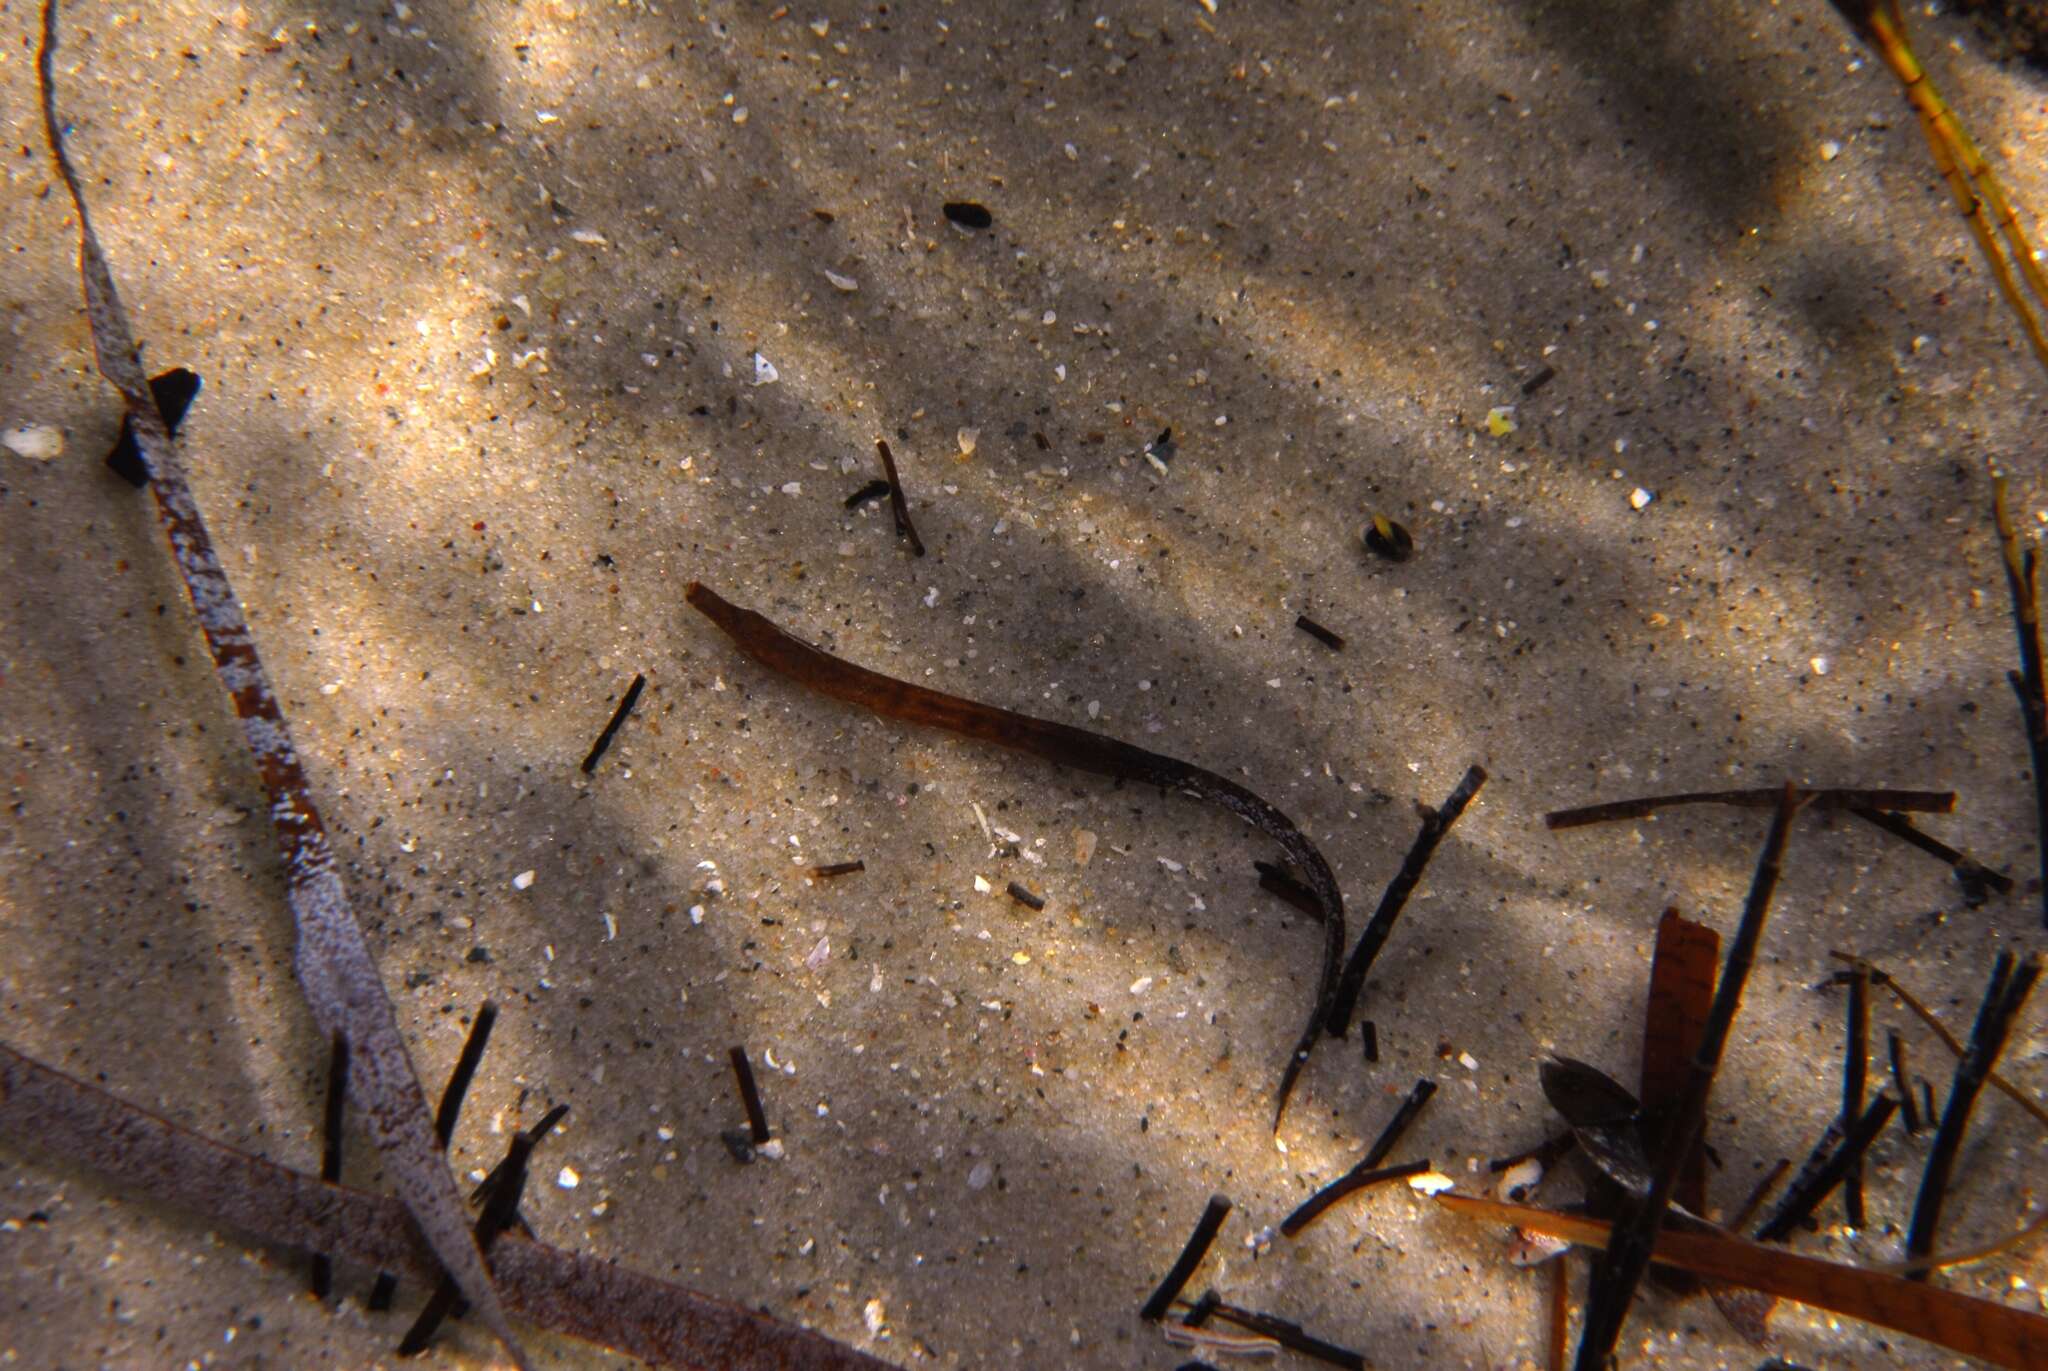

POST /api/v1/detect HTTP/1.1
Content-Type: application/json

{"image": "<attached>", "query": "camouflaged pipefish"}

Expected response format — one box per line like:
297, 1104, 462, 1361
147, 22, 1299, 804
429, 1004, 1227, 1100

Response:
37, 7, 530, 1365
684, 581, 1346, 1127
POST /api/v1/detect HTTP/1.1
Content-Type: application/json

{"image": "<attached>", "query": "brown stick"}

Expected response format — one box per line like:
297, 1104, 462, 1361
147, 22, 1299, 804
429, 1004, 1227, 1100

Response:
0, 1042, 891, 1371
1438, 1191, 2048, 1370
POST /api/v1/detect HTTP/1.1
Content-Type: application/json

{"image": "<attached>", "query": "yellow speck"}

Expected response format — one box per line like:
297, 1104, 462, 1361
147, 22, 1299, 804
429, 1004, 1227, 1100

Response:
1012, 951, 1032, 965
1485, 406, 1517, 437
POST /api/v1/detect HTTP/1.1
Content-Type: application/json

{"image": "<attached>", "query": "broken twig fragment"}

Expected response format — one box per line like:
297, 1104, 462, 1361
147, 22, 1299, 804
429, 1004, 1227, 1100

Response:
809, 859, 865, 880
1141, 1195, 1233, 1321
729, 1045, 772, 1146
1327, 765, 1485, 1035
580, 673, 645, 774
1905, 952, 2043, 1278
875, 438, 925, 556
1005, 880, 1045, 911
1294, 614, 1344, 651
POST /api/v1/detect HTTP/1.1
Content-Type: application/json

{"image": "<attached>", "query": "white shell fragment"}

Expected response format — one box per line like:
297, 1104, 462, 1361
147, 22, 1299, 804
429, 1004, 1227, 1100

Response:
556, 1166, 580, 1189
1, 424, 63, 461
512, 869, 536, 890
824, 269, 859, 292
752, 352, 780, 385
1629, 486, 1654, 510
863, 1298, 887, 1336
956, 427, 979, 457
1407, 1171, 1457, 1196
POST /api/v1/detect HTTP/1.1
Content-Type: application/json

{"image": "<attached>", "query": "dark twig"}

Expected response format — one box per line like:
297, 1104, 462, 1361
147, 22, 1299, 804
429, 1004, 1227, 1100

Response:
1573, 784, 1800, 1370
1891, 1030, 1922, 1134
874, 439, 925, 556
1294, 614, 1345, 651
1905, 952, 2043, 1278
1140, 1195, 1232, 1321
1831, 951, 2048, 1134
435, 1002, 498, 1149
1729, 1158, 1792, 1233
809, 860, 866, 880
729, 1045, 771, 1145
580, 673, 646, 774
1846, 807, 2012, 905
400, 1106, 566, 1356
1281, 1080, 1436, 1235
0, 1042, 891, 1370
1753, 1093, 1899, 1243
1992, 470, 2048, 929
1545, 786, 1949, 830
843, 478, 891, 510
1005, 880, 1045, 911
311, 1033, 349, 1298
1278, 1158, 1430, 1237
1254, 859, 1324, 920
1842, 965, 1869, 1227
1327, 766, 1486, 1035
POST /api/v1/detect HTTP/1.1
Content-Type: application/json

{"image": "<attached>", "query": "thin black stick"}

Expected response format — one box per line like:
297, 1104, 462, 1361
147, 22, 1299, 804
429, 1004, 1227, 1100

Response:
1847, 807, 2012, 903
1207, 1301, 1366, 1371
1767, 1116, 1847, 1238
1278, 1158, 1430, 1237
1005, 881, 1045, 911
1280, 1079, 1435, 1235
729, 1046, 771, 1145
1729, 1158, 1791, 1233
1890, 1030, 1922, 1134
1842, 966, 1869, 1227
1139, 1195, 1232, 1321
1573, 783, 1800, 1370
1327, 766, 1485, 1035
1832, 951, 2048, 1134
1254, 859, 1325, 921
874, 439, 925, 557
1992, 471, 2048, 929
1365, 1078, 1438, 1168
311, 1033, 348, 1297
1360, 1020, 1378, 1063
1753, 1094, 1899, 1242
1904, 951, 2043, 1278
1546, 787, 1950, 830
1294, 615, 1345, 651
843, 478, 891, 510
809, 860, 865, 880
580, 673, 646, 774
399, 1106, 565, 1356
435, 1002, 497, 1149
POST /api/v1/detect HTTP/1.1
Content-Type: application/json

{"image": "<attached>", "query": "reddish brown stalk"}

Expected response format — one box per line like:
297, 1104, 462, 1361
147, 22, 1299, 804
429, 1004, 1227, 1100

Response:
1439, 1191, 2048, 1370
686, 582, 1344, 1127
37, 6, 526, 1362
0, 1043, 891, 1371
